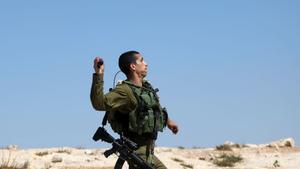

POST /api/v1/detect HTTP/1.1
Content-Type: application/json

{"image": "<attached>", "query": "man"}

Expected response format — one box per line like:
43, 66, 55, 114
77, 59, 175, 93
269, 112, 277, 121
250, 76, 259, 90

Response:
90, 51, 179, 169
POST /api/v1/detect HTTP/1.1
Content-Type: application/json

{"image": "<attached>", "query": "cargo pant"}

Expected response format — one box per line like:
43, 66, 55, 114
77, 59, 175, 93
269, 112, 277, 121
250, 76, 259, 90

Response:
128, 144, 167, 169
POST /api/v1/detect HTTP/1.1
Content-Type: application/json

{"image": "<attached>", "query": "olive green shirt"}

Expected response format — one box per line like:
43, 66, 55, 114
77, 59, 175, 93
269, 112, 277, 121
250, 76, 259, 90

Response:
90, 73, 138, 115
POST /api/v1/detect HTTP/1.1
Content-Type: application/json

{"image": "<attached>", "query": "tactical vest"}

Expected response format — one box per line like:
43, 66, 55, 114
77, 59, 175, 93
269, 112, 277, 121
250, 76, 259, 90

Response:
107, 81, 167, 137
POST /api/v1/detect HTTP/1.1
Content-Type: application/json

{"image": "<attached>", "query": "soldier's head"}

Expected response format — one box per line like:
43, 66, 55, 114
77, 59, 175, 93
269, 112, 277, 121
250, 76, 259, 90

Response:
118, 51, 148, 78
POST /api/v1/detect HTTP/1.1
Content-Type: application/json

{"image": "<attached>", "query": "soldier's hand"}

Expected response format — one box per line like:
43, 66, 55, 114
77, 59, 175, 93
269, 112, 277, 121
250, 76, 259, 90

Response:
167, 119, 179, 134
94, 57, 104, 75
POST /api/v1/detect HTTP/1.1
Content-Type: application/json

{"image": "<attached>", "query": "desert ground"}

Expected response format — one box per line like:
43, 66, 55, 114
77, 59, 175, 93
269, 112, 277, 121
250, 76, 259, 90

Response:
1, 138, 299, 169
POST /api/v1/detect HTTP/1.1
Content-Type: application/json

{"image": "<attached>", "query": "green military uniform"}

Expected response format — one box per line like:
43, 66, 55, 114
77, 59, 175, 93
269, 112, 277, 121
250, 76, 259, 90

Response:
90, 73, 168, 169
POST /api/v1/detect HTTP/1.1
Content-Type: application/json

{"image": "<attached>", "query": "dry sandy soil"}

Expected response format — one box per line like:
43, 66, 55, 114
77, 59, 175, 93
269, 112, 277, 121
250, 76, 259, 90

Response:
1, 138, 299, 169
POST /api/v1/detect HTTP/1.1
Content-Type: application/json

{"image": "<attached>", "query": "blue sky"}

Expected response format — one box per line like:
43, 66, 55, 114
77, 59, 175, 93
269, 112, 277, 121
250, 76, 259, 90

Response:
0, 1, 299, 148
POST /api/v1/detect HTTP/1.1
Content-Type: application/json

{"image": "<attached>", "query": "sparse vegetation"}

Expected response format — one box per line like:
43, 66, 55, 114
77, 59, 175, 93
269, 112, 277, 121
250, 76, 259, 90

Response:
192, 146, 203, 149
172, 158, 184, 163
199, 157, 206, 161
0, 152, 29, 169
213, 154, 243, 167
231, 144, 241, 148
284, 141, 292, 147
273, 160, 280, 167
215, 143, 247, 151
172, 158, 193, 168
56, 148, 71, 154
172, 158, 194, 168
177, 146, 185, 149
35, 151, 49, 156
180, 163, 193, 168
216, 144, 232, 151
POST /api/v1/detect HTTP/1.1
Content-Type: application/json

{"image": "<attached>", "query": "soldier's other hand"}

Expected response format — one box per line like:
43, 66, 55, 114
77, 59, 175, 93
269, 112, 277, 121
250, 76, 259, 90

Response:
167, 119, 179, 134
94, 57, 104, 75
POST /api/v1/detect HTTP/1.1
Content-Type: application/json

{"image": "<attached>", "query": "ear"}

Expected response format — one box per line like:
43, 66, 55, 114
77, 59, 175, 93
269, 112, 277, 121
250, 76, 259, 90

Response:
130, 63, 136, 71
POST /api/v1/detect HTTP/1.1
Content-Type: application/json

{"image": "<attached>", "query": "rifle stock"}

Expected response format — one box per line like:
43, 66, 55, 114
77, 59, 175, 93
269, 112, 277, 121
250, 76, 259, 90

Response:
93, 127, 154, 169
92, 127, 114, 143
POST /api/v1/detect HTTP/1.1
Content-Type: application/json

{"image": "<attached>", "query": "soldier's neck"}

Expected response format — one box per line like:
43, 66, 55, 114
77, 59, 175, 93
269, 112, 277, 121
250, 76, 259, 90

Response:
128, 75, 143, 87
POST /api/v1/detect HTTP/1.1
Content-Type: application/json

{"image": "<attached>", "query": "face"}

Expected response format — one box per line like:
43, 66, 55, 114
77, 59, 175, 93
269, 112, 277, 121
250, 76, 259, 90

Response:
131, 54, 148, 78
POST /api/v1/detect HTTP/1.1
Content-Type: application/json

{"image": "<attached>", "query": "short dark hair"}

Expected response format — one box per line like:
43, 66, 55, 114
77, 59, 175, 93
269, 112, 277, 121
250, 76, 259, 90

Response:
118, 51, 140, 76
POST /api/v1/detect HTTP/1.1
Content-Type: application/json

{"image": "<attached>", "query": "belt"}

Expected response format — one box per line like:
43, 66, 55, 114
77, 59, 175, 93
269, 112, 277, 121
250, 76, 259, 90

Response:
124, 132, 156, 146
130, 137, 155, 150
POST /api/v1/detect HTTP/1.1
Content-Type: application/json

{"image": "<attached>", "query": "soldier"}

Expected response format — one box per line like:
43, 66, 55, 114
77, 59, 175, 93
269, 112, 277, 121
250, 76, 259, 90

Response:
90, 51, 179, 169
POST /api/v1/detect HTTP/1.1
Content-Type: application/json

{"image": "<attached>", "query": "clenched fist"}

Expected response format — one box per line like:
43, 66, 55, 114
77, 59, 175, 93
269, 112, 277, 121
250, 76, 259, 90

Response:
94, 57, 104, 75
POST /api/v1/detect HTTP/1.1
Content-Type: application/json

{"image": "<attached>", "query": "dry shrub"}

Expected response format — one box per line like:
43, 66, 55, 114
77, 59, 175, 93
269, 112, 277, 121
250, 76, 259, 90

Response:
216, 144, 232, 151
56, 148, 72, 154
171, 158, 184, 163
213, 154, 243, 167
35, 151, 49, 156
0, 152, 29, 169
180, 163, 193, 168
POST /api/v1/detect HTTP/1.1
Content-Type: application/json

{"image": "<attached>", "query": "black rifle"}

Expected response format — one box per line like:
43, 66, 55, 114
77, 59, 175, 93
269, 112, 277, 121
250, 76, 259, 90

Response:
93, 127, 154, 169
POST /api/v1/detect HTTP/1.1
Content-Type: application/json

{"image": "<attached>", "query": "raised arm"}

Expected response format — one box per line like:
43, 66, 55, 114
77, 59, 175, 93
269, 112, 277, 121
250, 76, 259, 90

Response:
90, 57, 137, 113
90, 57, 106, 111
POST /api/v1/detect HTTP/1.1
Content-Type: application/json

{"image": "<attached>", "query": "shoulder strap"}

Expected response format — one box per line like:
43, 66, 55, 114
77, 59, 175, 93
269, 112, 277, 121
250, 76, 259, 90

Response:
142, 81, 160, 102
101, 88, 113, 127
